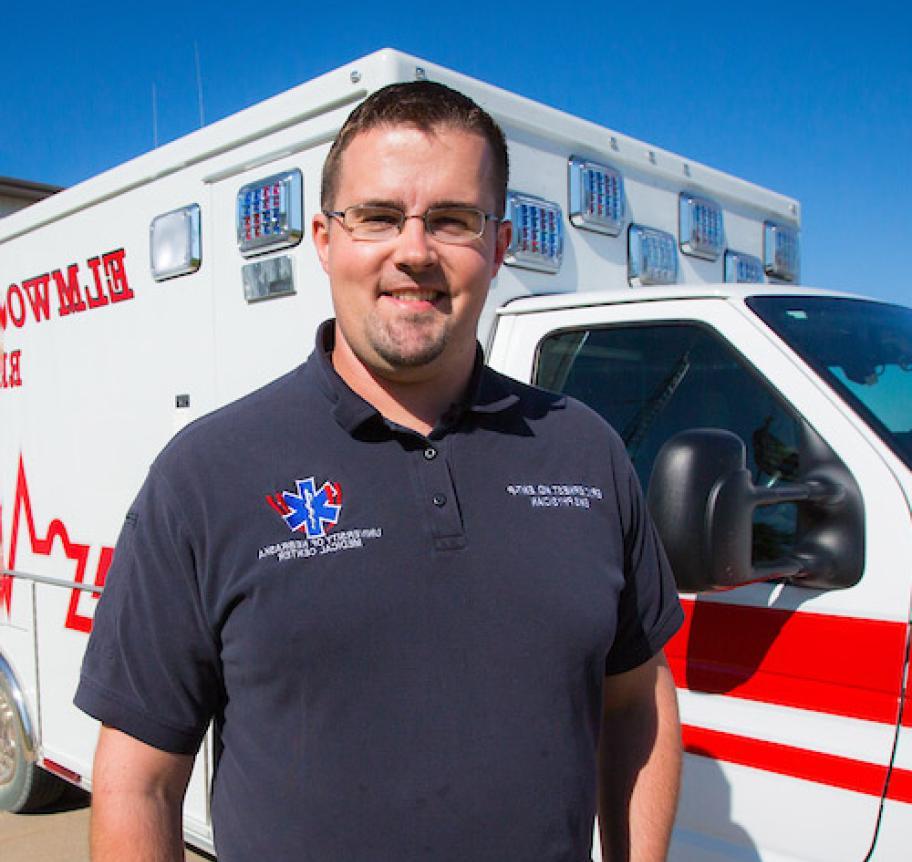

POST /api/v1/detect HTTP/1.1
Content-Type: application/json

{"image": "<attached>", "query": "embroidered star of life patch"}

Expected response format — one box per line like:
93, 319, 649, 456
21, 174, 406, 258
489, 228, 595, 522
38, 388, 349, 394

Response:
266, 477, 342, 538
260, 478, 381, 564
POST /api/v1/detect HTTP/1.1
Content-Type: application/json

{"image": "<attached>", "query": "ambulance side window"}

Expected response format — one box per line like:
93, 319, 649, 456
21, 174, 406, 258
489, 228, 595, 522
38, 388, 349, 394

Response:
536, 322, 802, 563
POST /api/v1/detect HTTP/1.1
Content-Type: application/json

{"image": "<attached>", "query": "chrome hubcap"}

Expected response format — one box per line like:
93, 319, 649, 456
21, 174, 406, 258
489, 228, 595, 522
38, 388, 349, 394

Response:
0, 687, 18, 786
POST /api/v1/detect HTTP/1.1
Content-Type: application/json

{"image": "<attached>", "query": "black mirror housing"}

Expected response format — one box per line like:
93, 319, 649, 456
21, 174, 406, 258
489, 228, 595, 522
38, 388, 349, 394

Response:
647, 427, 864, 592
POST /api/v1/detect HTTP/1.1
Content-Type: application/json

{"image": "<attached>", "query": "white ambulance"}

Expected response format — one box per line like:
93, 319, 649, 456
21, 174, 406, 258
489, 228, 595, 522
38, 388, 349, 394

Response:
1, 49, 910, 861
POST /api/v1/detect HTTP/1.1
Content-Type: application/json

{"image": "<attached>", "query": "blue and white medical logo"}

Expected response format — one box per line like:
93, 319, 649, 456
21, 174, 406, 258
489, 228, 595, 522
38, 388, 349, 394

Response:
266, 477, 342, 538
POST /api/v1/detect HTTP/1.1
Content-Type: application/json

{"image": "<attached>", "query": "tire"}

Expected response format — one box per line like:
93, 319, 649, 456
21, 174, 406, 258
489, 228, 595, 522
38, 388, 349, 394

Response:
0, 668, 67, 813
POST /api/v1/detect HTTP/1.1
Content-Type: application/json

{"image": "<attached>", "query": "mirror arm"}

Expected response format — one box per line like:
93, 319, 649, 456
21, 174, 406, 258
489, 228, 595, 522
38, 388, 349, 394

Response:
750, 478, 843, 508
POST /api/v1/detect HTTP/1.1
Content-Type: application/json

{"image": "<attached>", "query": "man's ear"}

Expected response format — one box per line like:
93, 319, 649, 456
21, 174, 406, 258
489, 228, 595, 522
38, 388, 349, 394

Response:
492, 219, 512, 276
312, 213, 331, 274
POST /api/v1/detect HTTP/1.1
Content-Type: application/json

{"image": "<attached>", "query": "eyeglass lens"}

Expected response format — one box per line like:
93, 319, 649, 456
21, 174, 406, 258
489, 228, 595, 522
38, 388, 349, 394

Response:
343, 205, 486, 242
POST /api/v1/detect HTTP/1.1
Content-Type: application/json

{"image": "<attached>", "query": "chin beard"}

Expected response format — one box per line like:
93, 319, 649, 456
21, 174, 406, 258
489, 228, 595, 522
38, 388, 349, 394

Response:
373, 333, 448, 368
369, 315, 449, 369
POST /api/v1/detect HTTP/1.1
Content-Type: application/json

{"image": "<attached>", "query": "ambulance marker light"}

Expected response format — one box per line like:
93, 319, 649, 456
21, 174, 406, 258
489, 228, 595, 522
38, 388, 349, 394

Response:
764, 222, 800, 282
243, 255, 296, 303
679, 193, 724, 260
42, 758, 82, 785
725, 250, 765, 283
568, 157, 624, 236
236, 169, 303, 257
150, 204, 201, 281
504, 191, 563, 273
628, 225, 678, 286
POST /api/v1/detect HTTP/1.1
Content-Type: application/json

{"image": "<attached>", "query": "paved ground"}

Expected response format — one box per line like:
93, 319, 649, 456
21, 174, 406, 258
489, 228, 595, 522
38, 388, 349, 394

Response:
0, 787, 213, 861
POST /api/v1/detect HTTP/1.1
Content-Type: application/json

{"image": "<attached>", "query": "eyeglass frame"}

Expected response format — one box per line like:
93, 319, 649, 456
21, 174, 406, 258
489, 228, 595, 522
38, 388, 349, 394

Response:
322, 203, 502, 244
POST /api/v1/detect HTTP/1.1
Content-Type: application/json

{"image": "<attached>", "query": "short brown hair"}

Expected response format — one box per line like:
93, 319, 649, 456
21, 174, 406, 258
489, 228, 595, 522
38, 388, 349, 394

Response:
321, 81, 509, 216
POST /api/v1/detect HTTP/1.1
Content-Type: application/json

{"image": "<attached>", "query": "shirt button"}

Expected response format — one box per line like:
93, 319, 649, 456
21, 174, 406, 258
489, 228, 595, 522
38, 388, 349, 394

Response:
432, 493, 447, 507
424, 447, 437, 460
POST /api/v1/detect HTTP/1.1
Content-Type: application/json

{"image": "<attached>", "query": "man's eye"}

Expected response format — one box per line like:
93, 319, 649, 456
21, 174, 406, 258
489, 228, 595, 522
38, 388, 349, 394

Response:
430, 210, 475, 231
355, 208, 401, 226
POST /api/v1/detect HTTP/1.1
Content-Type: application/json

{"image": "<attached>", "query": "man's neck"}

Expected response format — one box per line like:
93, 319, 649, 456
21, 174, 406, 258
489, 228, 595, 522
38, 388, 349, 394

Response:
331, 342, 474, 437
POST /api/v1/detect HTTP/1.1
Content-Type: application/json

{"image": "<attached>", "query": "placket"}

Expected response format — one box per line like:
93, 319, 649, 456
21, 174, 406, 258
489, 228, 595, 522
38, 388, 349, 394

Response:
409, 435, 465, 552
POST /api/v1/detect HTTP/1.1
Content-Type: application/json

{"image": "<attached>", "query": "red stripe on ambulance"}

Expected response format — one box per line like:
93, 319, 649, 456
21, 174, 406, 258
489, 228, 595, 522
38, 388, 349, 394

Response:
668, 597, 908, 726
1, 455, 112, 631
683, 724, 912, 803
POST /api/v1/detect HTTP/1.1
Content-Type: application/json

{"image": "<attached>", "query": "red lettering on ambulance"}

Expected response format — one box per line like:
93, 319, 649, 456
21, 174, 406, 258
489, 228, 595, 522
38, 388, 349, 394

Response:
102, 249, 133, 303
8, 351, 21, 387
53, 264, 87, 317
9, 250, 133, 330
0, 350, 22, 389
84, 258, 110, 309
22, 274, 52, 322
5, 283, 27, 328
2, 455, 113, 632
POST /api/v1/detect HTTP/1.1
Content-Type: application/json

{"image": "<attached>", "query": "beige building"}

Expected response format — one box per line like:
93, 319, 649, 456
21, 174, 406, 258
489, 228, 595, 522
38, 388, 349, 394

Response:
0, 176, 62, 218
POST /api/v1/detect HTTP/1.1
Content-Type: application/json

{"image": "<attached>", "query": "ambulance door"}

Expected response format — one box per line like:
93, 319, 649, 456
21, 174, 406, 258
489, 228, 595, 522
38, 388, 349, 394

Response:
490, 296, 911, 862
208, 154, 333, 408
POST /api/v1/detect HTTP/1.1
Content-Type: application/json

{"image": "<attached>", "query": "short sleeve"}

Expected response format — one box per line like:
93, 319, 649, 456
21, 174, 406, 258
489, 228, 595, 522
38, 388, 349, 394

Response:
604, 444, 683, 675
74, 466, 221, 754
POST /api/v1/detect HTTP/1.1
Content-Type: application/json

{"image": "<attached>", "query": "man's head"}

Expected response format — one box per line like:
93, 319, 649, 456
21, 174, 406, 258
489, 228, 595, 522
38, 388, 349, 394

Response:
321, 81, 509, 218
313, 81, 512, 393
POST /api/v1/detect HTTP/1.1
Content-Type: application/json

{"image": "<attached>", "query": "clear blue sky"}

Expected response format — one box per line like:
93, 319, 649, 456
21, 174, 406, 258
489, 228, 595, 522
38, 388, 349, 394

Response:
3, 1, 909, 305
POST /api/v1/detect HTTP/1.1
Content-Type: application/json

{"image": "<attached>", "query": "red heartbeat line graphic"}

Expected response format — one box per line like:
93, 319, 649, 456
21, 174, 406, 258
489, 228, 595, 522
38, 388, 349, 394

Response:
1, 455, 113, 633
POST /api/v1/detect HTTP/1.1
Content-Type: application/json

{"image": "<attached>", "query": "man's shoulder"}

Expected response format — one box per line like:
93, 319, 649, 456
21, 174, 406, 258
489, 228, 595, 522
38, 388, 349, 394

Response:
187, 364, 307, 436
154, 363, 316, 476
483, 366, 624, 446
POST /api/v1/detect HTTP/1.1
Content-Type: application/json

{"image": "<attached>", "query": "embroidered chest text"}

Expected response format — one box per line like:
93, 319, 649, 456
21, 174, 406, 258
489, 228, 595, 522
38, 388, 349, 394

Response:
506, 483, 603, 509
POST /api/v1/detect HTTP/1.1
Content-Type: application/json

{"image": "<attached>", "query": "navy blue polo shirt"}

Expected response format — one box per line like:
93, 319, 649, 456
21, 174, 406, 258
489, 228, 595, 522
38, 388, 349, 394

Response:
76, 320, 682, 862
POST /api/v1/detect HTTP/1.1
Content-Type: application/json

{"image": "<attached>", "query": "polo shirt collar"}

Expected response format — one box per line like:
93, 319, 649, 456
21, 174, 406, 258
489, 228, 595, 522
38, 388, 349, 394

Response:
467, 362, 521, 416
310, 320, 520, 436
311, 321, 378, 433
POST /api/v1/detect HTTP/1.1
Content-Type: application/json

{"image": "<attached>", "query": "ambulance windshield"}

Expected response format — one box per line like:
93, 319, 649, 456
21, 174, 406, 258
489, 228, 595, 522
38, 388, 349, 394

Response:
748, 295, 912, 470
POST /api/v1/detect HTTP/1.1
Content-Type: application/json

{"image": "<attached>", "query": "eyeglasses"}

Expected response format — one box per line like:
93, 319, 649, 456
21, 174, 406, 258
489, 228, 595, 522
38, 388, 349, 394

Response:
323, 204, 500, 244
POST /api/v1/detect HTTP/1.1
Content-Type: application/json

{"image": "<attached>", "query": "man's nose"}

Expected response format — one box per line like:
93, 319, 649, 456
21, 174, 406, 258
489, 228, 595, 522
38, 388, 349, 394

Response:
393, 215, 437, 268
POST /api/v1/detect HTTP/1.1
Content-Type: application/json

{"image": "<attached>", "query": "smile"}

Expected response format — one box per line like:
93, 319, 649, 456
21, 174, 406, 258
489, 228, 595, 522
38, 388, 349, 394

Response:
381, 289, 441, 303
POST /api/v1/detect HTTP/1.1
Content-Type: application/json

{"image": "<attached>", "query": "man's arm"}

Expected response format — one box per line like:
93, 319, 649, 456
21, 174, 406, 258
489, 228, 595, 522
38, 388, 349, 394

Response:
90, 724, 194, 862
597, 650, 682, 862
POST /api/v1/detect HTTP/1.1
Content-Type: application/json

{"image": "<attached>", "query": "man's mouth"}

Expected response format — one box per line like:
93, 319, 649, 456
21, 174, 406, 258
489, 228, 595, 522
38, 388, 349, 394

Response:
381, 288, 442, 304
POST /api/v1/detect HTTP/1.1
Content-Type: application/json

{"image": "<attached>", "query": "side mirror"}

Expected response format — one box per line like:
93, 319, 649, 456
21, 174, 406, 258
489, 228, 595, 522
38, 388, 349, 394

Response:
646, 427, 864, 592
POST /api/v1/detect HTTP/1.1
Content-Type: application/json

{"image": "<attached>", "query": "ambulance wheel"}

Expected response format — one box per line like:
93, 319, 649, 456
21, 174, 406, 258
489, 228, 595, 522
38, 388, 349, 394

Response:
0, 673, 66, 812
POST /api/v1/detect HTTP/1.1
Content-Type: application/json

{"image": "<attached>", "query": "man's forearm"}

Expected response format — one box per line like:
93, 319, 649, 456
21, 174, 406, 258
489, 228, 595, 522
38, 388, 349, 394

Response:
90, 725, 193, 862
91, 787, 186, 862
597, 653, 682, 862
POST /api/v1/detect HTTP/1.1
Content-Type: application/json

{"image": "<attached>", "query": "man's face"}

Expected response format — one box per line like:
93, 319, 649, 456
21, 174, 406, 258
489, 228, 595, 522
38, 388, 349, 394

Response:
313, 124, 511, 384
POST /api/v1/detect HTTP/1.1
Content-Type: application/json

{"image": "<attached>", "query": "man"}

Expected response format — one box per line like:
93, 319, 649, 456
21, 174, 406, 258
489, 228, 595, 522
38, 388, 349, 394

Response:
76, 81, 683, 861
